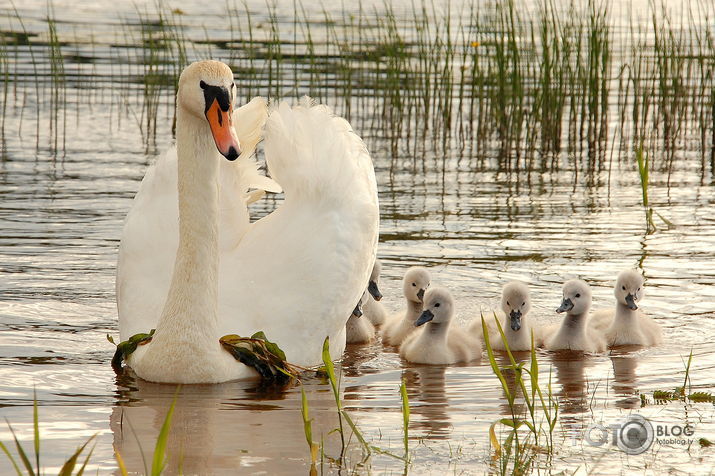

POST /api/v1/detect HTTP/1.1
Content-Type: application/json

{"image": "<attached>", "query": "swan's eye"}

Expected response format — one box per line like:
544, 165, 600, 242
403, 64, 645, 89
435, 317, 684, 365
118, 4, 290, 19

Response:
575, 293, 580, 298
434, 303, 441, 308
199, 80, 207, 89
412, 283, 416, 287
622, 286, 626, 291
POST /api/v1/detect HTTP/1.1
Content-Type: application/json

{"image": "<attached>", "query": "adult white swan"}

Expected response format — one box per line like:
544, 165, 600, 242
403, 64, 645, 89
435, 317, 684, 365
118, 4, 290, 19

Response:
116, 61, 379, 383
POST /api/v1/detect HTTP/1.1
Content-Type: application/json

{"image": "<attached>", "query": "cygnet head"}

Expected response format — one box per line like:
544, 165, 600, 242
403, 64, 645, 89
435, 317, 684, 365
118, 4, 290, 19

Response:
402, 267, 431, 303
501, 281, 531, 332
351, 290, 370, 317
557, 279, 592, 315
367, 259, 383, 301
614, 270, 644, 310
415, 287, 454, 327
177, 60, 241, 160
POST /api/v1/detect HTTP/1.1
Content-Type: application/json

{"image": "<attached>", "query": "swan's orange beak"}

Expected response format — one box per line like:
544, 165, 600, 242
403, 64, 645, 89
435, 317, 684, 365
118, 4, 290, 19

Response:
205, 98, 241, 161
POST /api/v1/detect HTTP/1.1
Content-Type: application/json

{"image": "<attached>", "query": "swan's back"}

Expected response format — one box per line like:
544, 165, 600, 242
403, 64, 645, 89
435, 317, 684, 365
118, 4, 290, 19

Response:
218, 99, 379, 365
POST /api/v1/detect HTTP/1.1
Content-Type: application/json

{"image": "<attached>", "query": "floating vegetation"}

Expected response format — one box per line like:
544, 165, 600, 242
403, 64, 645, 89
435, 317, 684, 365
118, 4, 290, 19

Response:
107, 329, 155, 372
219, 331, 303, 382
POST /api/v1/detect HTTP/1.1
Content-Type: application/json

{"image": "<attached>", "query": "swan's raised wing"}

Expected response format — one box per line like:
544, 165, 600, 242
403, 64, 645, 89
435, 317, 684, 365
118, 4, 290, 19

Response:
218, 99, 379, 365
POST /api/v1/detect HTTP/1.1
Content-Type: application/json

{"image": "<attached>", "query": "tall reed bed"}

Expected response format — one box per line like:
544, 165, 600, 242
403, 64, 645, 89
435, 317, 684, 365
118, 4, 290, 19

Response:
0, 0, 713, 177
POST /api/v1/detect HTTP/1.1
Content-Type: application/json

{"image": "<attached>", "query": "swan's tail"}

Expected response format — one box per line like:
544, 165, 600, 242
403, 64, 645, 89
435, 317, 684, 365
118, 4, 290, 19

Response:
263, 97, 371, 201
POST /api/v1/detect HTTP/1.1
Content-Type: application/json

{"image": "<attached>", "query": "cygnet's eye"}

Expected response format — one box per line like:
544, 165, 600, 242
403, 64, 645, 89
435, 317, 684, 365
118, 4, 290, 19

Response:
506, 301, 510, 306
522, 301, 525, 306
637, 287, 641, 291
412, 283, 416, 287
575, 293, 581, 298
622, 286, 626, 291
434, 302, 441, 308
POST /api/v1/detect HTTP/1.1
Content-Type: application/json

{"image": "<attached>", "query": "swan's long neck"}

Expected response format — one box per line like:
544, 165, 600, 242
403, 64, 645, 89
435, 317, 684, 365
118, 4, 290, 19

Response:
153, 106, 221, 350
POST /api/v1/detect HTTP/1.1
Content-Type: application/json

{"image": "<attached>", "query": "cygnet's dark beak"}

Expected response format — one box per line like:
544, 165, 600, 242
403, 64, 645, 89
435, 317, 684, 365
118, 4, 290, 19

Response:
416, 288, 425, 302
509, 309, 522, 331
368, 280, 382, 301
557, 298, 574, 313
352, 302, 363, 317
415, 309, 434, 326
625, 293, 638, 311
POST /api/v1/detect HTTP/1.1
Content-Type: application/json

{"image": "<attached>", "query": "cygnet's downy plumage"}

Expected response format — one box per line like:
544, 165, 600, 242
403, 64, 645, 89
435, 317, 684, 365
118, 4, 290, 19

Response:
346, 290, 376, 344
471, 281, 540, 351
381, 267, 431, 346
589, 270, 662, 347
363, 259, 388, 327
399, 287, 481, 364
543, 279, 606, 353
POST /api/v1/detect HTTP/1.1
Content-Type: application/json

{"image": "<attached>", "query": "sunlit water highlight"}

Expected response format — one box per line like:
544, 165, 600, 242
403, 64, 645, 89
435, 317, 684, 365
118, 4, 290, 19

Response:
1, 1, 715, 474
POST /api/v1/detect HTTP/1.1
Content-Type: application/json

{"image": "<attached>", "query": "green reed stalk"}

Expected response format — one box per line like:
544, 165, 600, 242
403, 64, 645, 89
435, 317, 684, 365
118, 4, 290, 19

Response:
399, 379, 410, 461
300, 386, 319, 465
635, 140, 656, 234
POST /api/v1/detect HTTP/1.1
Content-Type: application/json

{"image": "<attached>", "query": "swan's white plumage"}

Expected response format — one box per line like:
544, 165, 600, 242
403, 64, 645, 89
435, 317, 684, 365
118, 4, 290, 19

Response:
117, 61, 378, 382
381, 267, 432, 347
543, 279, 606, 353
589, 270, 662, 347
400, 287, 481, 365
363, 259, 387, 327
470, 281, 541, 351
117, 97, 278, 341
346, 291, 376, 344
217, 99, 379, 364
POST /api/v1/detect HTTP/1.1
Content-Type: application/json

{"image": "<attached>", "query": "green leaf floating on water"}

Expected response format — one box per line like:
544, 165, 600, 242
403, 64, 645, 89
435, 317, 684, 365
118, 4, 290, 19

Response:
220, 332, 302, 382
108, 330, 155, 373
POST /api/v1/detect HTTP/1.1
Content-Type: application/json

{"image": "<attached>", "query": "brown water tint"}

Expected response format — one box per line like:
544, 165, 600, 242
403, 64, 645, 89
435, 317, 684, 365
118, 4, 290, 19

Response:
1, 0, 715, 474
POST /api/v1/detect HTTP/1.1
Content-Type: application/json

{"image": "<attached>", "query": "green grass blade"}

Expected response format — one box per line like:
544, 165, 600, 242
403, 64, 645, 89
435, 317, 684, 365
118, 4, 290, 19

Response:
400, 379, 410, 460
32, 390, 39, 476
340, 410, 371, 456
481, 315, 512, 404
58, 435, 96, 476
0, 439, 23, 476
300, 386, 318, 464
75, 440, 97, 476
151, 390, 178, 475
6, 422, 35, 476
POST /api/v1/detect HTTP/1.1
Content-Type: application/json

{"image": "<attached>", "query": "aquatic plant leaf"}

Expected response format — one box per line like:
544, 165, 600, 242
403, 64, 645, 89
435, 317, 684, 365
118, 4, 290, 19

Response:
488, 422, 502, 454
300, 386, 318, 464
0, 438, 23, 476
114, 446, 129, 476
219, 332, 302, 382
75, 441, 96, 476
700, 438, 713, 447
58, 435, 96, 476
151, 393, 176, 476
688, 392, 715, 403
6, 422, 35, 476
109, 330, 155, 373
400, 379, 410, 460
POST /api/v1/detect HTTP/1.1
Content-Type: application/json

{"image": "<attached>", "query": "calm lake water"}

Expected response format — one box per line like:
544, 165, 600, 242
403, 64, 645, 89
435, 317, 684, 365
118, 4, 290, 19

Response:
1, 0, 714, 474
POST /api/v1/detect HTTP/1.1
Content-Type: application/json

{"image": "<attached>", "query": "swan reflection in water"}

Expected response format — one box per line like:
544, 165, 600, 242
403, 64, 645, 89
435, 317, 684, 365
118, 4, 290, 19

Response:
609, 348, 641, 409
110, 373, 344, 475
